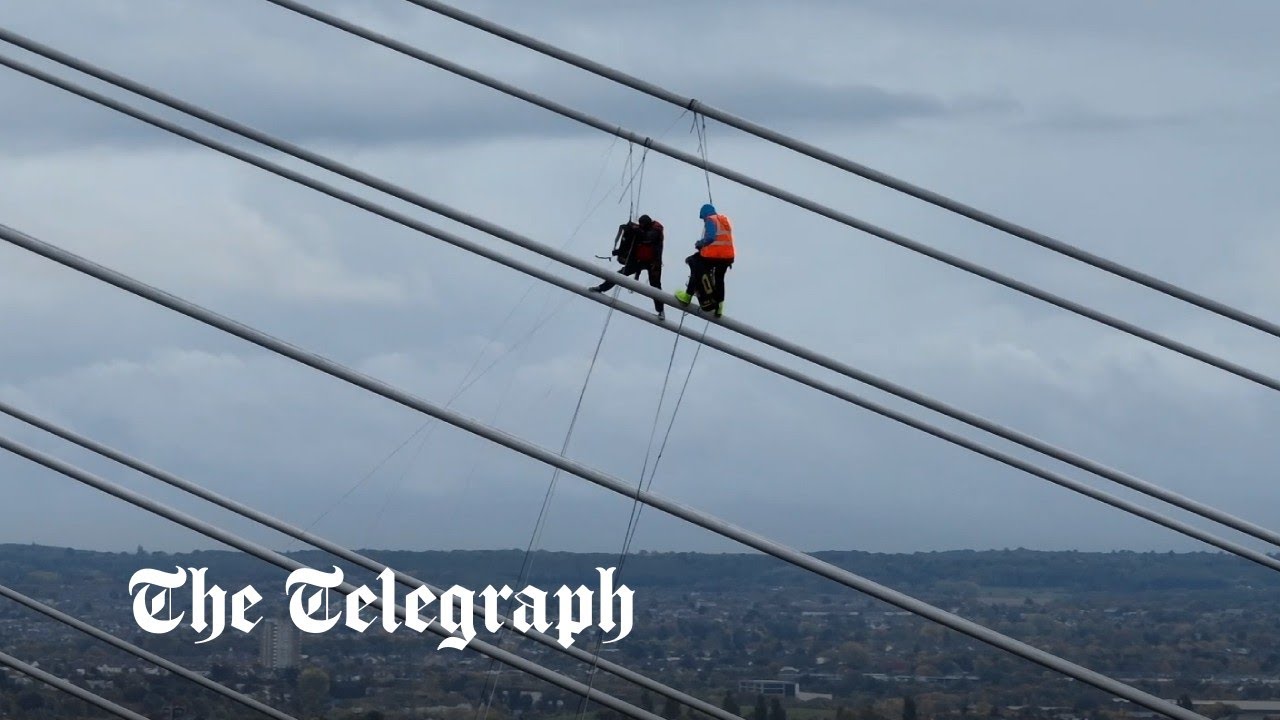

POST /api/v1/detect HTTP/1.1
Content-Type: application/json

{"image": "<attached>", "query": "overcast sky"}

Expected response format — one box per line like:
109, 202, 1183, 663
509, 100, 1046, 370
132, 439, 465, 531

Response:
1, 0, 1278, 558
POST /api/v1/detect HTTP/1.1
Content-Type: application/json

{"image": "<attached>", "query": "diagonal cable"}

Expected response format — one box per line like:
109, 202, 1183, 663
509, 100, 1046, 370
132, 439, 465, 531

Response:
393, 0, 1280, 341
216, 4, 1280, 395
0, 435, 670, 720
0, 650, 151, 720
0, 67, 1275, 564
0, 89, 1275, 564
0, 397, 744, 720
0, 584, 298, 720
0, 222, 1211, 720
0, 44, 1275, 553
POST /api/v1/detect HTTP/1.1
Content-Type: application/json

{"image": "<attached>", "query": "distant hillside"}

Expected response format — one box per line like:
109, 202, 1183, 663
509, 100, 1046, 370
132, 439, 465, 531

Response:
2, 544, 1277, 596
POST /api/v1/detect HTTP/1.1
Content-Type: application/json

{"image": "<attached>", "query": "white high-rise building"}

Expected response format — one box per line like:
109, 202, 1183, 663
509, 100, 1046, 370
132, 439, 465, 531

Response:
259, 618, 300, 670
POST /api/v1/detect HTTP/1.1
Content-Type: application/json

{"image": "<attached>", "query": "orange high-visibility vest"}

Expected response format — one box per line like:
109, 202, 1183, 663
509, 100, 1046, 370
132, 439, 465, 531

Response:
700, 214, 735, 260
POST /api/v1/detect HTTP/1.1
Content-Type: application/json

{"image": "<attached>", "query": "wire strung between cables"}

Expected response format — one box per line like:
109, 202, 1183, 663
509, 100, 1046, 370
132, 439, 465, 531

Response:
693, 111, 714, 204
624, 323, 708, 563
569, 321, 686, 720
390, 0, 1280, 343
622, 142, 635, 221
309, 134, 627, 532
103, 6, 1280, 393
574, 319, 709, 720
7, 49, 1277, 559
0, 221, 1216, 720
470, 140, 652, 713
575, 117, 710, 717
477, 288, 622, 720
620, 143, 651, 225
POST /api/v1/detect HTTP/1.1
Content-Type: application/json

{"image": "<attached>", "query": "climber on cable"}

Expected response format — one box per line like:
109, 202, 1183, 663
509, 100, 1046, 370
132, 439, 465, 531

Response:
675, 203, 733, 318
590, 214, 666, 319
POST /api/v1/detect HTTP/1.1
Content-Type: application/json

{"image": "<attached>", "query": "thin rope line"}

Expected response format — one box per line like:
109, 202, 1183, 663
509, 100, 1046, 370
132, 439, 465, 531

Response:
573, 319, 708, 719
478, 288, 621, 720
693, 112, 713, 204
308, 135, 624, 532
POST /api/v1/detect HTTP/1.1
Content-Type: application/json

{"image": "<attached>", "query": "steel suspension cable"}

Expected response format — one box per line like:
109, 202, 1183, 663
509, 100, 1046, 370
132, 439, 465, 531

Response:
0, 223, 1209, 720
212, 4, 1280, 394
312, 132, 626, 530
1, 50, 1274, 552
0, 396, 745, 720
392, 0, 1280, 341
0, 64, 1276, 565
307, 259, 573, 532
0, 436, 672, 720
0, 651, 150, 720
0, 584, 298, 720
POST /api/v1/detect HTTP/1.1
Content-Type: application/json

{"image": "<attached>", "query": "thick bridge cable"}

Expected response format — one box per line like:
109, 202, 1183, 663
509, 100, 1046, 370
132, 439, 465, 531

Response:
143, 4, 1280, 396
0, 584, 298, 720
0, 60, 1276, 563
0, 650, 151, 720
2, 51, 1276, 553
0, 435, 671, 720
0, 94, 1273, 569
394, 0, 1280, 342
0, 226, 1210, 720
0, 120, 1272, 575
0, 398, 746, 720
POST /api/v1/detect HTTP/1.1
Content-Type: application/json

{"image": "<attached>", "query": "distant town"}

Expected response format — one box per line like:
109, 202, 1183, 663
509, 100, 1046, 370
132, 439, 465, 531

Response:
1, 545, 1277, 720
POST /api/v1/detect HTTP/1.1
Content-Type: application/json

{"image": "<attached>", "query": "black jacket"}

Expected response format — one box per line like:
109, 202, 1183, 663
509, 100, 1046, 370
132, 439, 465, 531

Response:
615, 221, 664, 263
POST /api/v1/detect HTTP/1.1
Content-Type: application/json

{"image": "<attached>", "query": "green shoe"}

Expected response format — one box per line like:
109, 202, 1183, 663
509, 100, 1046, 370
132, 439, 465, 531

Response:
715, 302, 724, 318
674, 290, 692, 306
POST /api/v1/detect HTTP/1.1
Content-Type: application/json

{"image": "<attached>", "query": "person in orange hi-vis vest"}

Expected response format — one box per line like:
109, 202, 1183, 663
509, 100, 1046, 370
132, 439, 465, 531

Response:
674, 203, 733, 317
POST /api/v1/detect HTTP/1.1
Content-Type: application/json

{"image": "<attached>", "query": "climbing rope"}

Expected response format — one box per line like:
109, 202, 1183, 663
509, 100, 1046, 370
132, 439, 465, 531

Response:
693, 110, 714, 204
611, 141, 652, 267
303, 290, 570, 533
622, 142, 636, 221
572, 116, 718, 715
477, 286, 623, 720
368, 293, 576, 527
572, 319, 710, 720
305, 133, 626, 533
620, 143, 650, 222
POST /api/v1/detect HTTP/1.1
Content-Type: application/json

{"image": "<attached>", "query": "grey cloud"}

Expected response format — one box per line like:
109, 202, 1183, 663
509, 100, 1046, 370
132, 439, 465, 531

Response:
0, 60, 1002, 152
1, 1, 1279, 555
1016, 108, 1197, 135
0, 0, 1023, 153
1009, 92, 1280, 135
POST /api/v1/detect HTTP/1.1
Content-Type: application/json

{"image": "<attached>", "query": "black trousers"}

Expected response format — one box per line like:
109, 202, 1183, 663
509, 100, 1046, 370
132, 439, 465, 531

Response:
596, 258, 663, 312
685, 253, 731, 306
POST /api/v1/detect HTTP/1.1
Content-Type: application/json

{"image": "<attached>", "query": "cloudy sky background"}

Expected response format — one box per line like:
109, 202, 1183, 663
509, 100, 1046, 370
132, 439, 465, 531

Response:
1, 0, 1278, 557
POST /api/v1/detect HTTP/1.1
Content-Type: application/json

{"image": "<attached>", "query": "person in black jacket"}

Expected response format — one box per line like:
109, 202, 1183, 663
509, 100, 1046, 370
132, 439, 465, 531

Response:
590, 214, 666, 319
